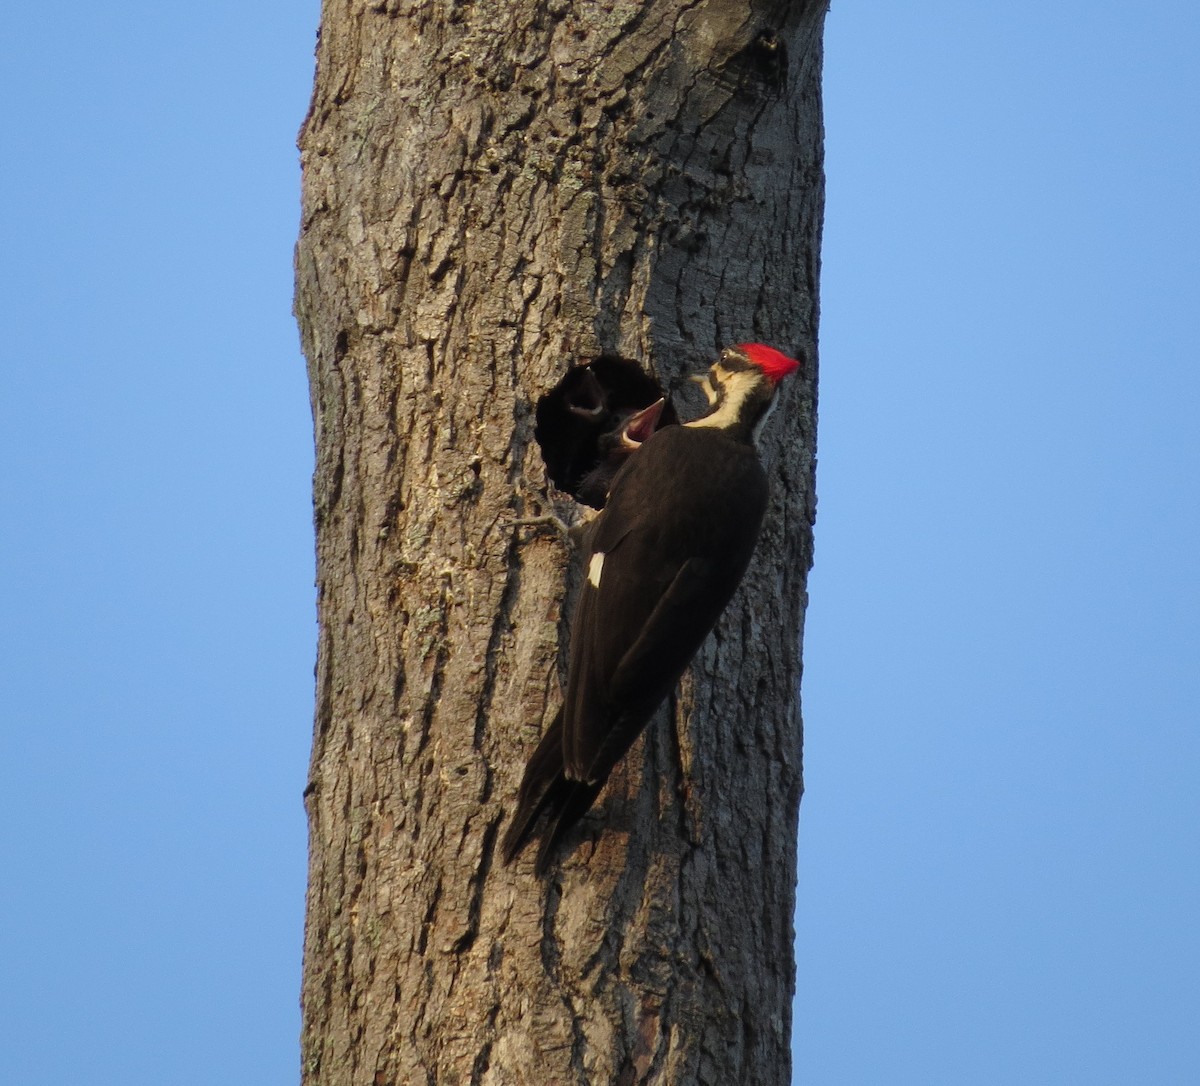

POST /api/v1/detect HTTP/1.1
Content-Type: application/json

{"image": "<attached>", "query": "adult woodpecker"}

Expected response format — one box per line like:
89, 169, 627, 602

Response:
503, 342, 802, 873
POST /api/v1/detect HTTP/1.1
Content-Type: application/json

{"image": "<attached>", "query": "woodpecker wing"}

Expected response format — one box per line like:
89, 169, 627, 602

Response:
561, 426, 769, 782
565, 555, 722, 780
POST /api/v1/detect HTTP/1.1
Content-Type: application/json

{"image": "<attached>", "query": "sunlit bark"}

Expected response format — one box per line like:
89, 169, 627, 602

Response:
295, 2, 825, 1082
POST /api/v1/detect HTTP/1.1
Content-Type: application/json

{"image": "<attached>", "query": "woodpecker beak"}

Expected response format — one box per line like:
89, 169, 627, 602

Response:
565, 368, 606, 418
619, 398, 665, 449
689, 368, 721, 407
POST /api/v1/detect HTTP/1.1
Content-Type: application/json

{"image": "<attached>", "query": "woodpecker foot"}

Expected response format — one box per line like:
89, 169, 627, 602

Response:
510, 513, 574, 539
509, 511, 596, 550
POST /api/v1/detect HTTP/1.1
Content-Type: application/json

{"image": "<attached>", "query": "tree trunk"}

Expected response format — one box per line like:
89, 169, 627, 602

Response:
294, 2, 825, 1083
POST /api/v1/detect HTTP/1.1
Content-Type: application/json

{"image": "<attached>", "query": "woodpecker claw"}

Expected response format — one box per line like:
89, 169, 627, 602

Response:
508, 512, 593, 549
510, 511, 568, 531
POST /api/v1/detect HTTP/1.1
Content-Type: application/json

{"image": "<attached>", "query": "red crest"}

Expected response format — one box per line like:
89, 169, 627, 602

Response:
738, 343, 801, 384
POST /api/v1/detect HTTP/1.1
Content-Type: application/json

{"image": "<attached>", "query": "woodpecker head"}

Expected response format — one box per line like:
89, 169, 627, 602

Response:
687, 342, 802, 442
613, 396, 666, 451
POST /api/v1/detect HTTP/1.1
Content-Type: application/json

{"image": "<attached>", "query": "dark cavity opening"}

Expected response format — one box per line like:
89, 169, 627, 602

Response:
534, 354, 677, 509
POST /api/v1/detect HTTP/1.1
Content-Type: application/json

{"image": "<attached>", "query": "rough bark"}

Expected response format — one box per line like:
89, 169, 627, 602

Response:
294, 2, 825, 1084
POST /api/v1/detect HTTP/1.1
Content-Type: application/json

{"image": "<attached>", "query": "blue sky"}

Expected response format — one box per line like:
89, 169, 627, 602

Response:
2, 2, 1196, 1083
799, 4, 1199, 1082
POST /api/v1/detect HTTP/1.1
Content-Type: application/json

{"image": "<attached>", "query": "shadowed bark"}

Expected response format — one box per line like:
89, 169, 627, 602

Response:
295, 2, 825, 1083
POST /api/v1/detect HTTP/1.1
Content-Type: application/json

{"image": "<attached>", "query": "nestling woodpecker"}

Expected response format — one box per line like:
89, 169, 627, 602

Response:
503, 342, 802, 873
534, 355, 676, 509
574, 396, 666, 508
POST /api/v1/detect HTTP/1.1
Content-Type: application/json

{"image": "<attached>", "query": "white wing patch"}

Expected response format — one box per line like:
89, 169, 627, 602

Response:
587, 551, 605, 588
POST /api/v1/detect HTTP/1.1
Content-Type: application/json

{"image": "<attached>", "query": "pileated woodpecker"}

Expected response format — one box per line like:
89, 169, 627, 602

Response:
503, 342, 802, 873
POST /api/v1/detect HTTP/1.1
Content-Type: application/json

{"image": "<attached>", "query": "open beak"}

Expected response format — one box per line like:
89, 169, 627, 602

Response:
620, 398, 665, 449
565, 368, 607, 418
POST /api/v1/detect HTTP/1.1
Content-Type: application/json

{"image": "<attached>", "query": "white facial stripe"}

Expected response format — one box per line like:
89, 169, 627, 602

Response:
684, 369, 760, 431
587, 552, 605, 588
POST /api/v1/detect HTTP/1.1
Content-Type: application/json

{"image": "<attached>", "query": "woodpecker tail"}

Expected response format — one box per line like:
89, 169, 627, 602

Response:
533, 779, 602, 876
502, 710, 567, 864
502, 710, 604, 874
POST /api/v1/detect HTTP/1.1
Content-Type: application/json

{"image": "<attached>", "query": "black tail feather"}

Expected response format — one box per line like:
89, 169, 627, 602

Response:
503, 708, 606, 873
534, 779, 603, 876
502, 711, 565, 864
